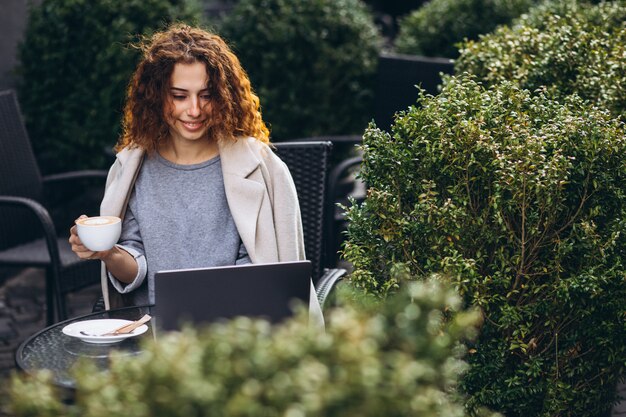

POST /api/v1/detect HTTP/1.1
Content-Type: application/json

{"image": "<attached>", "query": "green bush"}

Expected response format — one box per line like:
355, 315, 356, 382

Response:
455, 0, 626, 120
394, 0, 538, 58
10, 280, 486, 417
342, 75, 626, 415
218, 0, 381, 140
17, 0, 202, 174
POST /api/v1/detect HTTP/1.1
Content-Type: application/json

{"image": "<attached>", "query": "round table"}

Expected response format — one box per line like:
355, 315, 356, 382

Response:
15, 306, 153, 389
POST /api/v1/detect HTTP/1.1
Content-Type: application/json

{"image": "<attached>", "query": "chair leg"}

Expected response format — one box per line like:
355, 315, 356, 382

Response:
45, 267, 68, 325
44, 268, 56, 326
57, 293, 68, 323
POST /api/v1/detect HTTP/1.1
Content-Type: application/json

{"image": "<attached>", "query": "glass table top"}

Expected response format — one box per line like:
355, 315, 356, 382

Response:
16, 306, 153, 389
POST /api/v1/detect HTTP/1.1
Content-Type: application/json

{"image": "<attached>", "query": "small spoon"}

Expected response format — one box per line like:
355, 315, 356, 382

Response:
79, 314, 152, 337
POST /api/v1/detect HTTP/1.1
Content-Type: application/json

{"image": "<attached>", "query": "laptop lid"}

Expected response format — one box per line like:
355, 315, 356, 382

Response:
153, 260, 311, 331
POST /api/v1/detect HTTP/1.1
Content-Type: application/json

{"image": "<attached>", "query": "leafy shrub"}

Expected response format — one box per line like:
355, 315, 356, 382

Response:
394, 0, 538, 58
455, 0, 626, 120
17, 0, 202, 174
342, 75, 626, 415
10, 280, 485, 417
218, 0, 381, 140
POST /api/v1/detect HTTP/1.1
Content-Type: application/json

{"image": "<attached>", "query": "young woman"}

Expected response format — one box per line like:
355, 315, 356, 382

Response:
69, 24, 323, 326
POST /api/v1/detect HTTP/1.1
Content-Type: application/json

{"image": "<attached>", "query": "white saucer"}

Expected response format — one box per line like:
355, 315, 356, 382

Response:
62, 319, 148, 344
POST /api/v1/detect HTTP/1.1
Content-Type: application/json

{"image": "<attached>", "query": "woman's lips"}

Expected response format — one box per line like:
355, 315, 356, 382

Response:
181, 120, 205, 131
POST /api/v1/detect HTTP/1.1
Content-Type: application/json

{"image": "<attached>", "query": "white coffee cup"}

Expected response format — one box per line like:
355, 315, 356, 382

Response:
76, 216, 122, 252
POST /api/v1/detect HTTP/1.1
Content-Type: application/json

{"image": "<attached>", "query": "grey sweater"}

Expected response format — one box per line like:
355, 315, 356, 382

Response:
109, 153, 250, 305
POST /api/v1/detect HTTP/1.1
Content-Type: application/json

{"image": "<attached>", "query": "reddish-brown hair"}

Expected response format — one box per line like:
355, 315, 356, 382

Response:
116, 24, 269, 152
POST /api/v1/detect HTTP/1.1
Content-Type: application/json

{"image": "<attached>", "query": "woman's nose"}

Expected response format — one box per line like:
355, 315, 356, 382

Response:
187, 98, 201, 117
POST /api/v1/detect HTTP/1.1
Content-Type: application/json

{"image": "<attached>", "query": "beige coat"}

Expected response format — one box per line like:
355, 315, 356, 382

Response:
99, 136, 323, 326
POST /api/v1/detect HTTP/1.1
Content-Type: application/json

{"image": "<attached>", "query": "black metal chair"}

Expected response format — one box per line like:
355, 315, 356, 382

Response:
326, 155, 364, 266
273, 141, 347, 307
281, 135, 365, 270
0, 90, 108, 325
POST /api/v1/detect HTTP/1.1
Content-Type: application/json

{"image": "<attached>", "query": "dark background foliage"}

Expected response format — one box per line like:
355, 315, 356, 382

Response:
362, 0, 428, 18
360, 0, 429, 43
394, 0, 539, 58
17, 0, 202, 174
217, 0, 381, 141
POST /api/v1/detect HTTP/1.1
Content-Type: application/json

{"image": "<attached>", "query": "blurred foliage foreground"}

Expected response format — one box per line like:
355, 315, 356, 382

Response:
9, 280, 496, 417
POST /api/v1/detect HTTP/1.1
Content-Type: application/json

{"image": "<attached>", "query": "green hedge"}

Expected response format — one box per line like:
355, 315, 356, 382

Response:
455, 0, 626, 120
394, 0, 538, 58
218, 0, 381, 140
10, 280, 485, 417
342, 75, 626, 415
17, 0, 202, 174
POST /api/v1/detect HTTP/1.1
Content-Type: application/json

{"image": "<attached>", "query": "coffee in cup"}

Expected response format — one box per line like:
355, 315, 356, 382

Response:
76, 216, 121, 251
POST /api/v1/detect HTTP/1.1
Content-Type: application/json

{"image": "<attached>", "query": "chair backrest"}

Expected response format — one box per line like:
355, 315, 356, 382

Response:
0, 90, 43, 199
0, 90, 45, 249
284, 135, 364, 268
273, 141, 332, 284
287, 134, 362, 161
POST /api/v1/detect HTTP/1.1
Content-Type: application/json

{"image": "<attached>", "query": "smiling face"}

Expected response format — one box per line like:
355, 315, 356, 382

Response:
164, 61, 212, 144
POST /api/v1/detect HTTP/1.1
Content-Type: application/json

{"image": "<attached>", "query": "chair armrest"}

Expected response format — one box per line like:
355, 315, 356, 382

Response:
327, 156, 363, 202
0, 196, 60, 269
315, 267, 347, 308
288, 135, 362, 146
322, 135, 362, 146
42, 169, 108, 185
325, 156, 363, 267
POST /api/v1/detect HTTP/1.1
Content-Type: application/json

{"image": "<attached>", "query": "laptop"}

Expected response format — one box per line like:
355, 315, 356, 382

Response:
152, 260, 311, 331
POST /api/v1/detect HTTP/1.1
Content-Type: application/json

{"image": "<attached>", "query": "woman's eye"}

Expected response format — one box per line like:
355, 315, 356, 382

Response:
172, 95, 186, 100
201, 94, 211, 100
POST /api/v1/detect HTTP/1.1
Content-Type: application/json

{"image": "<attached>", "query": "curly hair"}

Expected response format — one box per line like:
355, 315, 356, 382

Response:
116, 24, 269, 152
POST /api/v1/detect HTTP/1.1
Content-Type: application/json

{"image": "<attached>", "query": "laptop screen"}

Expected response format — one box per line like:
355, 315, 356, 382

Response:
153, 260, 311, 331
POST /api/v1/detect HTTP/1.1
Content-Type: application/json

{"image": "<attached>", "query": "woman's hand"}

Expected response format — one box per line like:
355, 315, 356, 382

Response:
69, 215, 113, 260
70, 215, 139, 283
